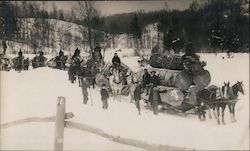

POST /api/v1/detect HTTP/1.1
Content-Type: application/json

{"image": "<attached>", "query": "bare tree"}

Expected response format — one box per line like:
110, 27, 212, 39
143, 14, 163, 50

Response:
74, 1, 100, 54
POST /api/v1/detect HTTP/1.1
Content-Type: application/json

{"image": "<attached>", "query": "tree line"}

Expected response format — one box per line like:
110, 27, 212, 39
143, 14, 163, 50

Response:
0, 0, 249, 54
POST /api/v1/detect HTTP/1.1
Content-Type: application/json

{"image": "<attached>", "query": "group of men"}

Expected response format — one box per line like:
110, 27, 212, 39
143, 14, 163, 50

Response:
133, 69, 161, 115
80, 47, 123, 110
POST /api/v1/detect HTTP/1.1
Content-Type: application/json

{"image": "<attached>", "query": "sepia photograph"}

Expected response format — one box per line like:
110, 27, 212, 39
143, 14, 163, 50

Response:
0, 0, 249, 150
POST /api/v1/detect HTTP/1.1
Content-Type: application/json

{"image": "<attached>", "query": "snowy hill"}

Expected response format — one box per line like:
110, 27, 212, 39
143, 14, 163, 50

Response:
3, 18, 88, 55
1, 19, 163, 57
0, 53, 249, 150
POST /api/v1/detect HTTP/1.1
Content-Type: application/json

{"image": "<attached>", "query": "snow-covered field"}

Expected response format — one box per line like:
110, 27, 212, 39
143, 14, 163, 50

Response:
0, 52, 249, 150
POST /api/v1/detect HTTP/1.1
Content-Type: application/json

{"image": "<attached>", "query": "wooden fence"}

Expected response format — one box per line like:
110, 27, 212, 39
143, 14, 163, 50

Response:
0, 96, 189, 151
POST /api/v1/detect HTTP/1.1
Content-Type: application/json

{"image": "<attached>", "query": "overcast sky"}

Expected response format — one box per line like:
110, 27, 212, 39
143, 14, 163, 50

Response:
45, 0, 196, 16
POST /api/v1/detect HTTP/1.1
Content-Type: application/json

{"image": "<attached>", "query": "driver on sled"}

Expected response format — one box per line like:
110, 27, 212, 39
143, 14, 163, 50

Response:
112, 52, 121, 69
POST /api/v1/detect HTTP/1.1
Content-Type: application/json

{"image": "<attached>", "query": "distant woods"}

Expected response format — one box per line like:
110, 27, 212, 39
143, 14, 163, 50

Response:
0, 0, 249, 53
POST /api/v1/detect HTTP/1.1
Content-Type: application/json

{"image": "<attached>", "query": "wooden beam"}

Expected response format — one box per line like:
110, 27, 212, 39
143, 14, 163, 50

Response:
54, 96, 66, 151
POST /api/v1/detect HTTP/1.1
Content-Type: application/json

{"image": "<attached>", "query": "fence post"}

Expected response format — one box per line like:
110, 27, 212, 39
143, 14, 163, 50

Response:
54, 96, 66, 151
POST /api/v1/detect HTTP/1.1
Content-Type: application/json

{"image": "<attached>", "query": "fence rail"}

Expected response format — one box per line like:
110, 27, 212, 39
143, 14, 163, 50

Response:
0, 96, 190, 151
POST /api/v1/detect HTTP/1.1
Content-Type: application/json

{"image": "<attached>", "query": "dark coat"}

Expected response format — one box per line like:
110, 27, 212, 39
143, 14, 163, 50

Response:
134, 84, 141, 100
150, 75, 160, 87
94, 46, 101, 53
112, 56, 121, 65
81, 79, 89, 96
101, 88, 109, 100
142, 72, 151, 85
149, 87, 161, 103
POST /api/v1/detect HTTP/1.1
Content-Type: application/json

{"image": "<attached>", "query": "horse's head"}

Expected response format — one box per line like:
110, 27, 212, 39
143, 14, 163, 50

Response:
234, 81, 245, 95
112, 68, 122, 83
222, 81, 230, 98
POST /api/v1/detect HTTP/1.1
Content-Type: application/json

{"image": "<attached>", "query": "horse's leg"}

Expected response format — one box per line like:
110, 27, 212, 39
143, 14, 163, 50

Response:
130, 92, 134, 103
113, 88, 116, 100
216, 104, 221, 124
228, 104, 234, 122
138, 100, 141, 115
232, 103, 237, 122
78, 77, 81, 87
208, 106, 212, 119
118, 89, 121, 102
213, 106, 218, 119
221, 103, 227, 125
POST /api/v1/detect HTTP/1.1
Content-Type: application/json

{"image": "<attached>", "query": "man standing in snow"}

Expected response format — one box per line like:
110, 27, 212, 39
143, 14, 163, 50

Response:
149, 71, 161, 115
134, 82, 142, 115
100, 84, 109, 109
16, 49, 24, 71
81, 77, 89, 104
142, 69, 151, 95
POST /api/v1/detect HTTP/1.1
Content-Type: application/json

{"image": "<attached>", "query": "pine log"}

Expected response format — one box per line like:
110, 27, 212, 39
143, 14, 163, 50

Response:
134, 67, 192, 91
141, 86, 184, 107
183, 85, 200, 105
161, 54, 183, 70
192, 69, 211, 89
149, 54, 163, 68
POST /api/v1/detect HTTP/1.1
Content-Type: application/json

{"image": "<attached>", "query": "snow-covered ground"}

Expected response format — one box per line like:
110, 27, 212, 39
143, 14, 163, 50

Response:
0, 52, 249, 150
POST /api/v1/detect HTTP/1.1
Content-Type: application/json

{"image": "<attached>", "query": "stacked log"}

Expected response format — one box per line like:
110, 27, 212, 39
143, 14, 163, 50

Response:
149, 53, 183, 70
148, 53, 211, 89
141, 86, 184, 107
161, 54, 183, 70
149, 54, 163, 68
192, 69, 211, 89
135, 67, 210, 107
158, 86, 184, 107
134, 67, 192, 91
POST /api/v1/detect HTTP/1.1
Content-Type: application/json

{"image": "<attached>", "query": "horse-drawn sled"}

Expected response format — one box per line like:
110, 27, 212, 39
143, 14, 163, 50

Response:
47, 55, 68, 70
0, 54, 11, 71
31, 52, 47, 69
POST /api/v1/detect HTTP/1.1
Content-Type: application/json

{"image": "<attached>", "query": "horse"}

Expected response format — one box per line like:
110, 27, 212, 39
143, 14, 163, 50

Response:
196, 85, 220, 121
109, 67, 123, 102
197, 81, 244, 124
222, 81, 244, 123
31, 56, 47, 69
12, 56, 24, 71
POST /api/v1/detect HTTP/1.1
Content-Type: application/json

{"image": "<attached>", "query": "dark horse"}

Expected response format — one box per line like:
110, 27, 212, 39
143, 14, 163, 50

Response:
197, 81, 244, 124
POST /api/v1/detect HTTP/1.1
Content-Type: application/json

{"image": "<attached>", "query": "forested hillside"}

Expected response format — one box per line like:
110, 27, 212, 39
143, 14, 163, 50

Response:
0, 0, 249, 54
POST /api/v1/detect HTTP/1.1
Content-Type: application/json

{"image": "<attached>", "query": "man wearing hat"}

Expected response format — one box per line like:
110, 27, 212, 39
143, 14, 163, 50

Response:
81, 77, 89, 104
112, 52, 121, 68
100, 84, 109, 109
149, 70, 161, 115
142, 69, 151, 95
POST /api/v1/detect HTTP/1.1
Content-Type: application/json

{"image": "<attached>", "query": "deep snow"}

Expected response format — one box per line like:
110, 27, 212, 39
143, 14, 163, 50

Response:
0, 52, 249, 150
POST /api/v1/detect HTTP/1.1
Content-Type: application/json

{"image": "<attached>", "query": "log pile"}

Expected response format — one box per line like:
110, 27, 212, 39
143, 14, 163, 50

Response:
138, 52, 211, 107
134, 67, 192, 91
148, 53, 210, 90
